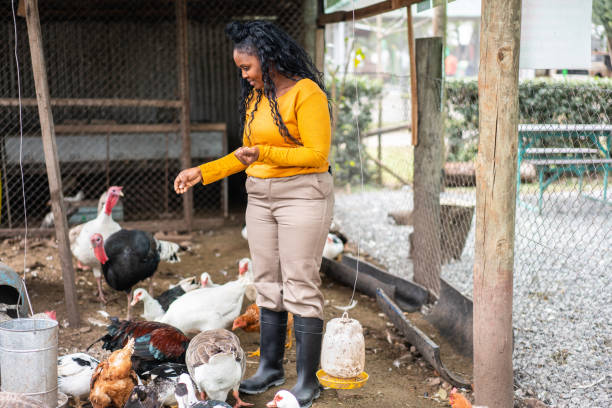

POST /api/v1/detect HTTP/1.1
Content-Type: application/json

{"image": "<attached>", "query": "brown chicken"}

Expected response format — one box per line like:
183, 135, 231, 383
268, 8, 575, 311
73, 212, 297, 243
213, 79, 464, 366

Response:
89, 337, 139, 408
449, 388, 472, 408
232, 303, 293, 357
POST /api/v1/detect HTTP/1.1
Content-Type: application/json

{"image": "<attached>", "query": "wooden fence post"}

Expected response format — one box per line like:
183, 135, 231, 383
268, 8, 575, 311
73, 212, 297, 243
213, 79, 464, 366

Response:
24, 0, 80, 326
176, 0, 192, 231
412, 37, 443, 299
474, 1, 521, 406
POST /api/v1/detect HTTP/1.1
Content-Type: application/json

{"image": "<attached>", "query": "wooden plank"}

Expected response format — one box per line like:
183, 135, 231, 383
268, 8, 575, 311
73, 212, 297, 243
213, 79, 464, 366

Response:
519, 124, 612, 132
315, 28, 325, 72
24, 0, 80, 327
412, 37, 443, 299
0, 98, 182, 108
363, 150, 411, 185
52, 123, 226, 134
317, 0, 421, 25
361, 123, 410, 137
0, 217, 225, 238
474, 1, 521, 406
407, 6, 418, 145
176, 0, 193, 232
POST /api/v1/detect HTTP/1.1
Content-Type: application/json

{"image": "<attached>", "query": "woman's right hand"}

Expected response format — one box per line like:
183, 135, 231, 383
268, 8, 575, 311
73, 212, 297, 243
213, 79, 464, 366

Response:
174, 167, 202, 194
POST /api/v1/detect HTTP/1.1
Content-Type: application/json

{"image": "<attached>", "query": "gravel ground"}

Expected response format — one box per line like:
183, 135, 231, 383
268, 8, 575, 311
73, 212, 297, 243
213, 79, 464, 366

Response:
333, 187, 611, 407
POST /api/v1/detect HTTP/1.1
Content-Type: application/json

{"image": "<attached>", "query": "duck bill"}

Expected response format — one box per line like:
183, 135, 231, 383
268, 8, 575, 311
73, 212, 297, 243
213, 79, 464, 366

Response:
266, 401, 278, 408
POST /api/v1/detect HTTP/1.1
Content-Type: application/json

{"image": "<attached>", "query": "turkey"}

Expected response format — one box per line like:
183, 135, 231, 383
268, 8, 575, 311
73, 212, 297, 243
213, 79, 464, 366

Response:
91, 229, 181, 319
70, 186, 123, 302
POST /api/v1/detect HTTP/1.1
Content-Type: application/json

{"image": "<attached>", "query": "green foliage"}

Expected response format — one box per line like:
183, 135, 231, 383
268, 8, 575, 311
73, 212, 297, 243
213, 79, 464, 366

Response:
445, 79, 612, 161
593, 0, 612, 42
328, 76, 383, 185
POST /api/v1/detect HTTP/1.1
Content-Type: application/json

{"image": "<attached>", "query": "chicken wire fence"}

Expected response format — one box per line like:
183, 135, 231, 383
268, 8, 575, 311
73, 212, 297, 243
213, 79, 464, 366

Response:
1, 0, 309, 229
330, 70, 611, 406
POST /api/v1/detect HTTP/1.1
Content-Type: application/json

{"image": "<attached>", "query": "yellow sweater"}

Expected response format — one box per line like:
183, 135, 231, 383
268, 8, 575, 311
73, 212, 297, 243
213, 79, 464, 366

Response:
199, 78, 331, 184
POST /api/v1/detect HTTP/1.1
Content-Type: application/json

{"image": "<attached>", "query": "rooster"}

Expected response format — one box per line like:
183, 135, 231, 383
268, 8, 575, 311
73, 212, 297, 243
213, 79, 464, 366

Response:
91, 229, 181, 319
70, 186, 123, 302
88, 317, 190, 376
449, 388, 472, 408
89, 338, 139, 408
232, 303, 293, 357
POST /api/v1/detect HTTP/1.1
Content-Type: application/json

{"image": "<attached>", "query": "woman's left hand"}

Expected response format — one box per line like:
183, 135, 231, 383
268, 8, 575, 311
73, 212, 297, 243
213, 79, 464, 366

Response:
234, 146, 260, 165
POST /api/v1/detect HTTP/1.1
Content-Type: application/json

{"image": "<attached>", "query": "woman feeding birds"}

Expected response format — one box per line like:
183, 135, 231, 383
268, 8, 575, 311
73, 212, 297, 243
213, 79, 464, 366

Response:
174, 20, 333, 408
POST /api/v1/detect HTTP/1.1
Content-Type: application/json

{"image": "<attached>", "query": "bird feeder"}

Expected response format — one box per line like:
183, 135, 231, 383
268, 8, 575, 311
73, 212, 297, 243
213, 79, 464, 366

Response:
317, 312, 369, 389
0, 263, 29, 318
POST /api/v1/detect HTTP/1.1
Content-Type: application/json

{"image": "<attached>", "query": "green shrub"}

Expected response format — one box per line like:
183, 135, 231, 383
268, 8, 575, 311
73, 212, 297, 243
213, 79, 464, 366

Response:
445, 79, 612, 161
328, 76, 383, 185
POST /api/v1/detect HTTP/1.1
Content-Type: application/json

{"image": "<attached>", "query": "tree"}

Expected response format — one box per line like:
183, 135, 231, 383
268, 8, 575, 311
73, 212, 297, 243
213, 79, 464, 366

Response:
593, 0, 612, 54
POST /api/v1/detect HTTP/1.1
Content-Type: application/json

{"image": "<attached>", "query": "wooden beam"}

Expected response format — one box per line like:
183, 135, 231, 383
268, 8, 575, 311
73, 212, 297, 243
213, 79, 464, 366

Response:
0, 98, 182, 108
315, 28, 325, 72
52, 122, 226, 135
407, 5, 418, 145
176, 0, 193, 232
23, 0, 80, 327
361, 123, 410, 137
363, 150, 411, 186
473, 1, 521, 407
412, 37, 443, 299
317, 0, 421, 25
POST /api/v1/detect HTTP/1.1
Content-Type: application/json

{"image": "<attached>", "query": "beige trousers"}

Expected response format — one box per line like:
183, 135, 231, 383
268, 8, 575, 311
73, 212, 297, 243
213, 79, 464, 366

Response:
245, 172, 334, 319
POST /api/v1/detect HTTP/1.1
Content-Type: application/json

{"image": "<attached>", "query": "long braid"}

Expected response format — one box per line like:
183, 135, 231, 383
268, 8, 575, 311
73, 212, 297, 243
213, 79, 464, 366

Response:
226, 21, 330, 145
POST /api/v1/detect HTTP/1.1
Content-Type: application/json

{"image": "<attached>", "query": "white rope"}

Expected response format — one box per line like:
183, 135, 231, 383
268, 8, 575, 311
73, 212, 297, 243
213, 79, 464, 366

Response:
346, 0, 365, 311
11, 0, 35, 318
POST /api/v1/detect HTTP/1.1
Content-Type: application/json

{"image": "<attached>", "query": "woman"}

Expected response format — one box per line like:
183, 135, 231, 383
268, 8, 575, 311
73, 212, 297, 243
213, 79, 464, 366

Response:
174, 20, 333, 408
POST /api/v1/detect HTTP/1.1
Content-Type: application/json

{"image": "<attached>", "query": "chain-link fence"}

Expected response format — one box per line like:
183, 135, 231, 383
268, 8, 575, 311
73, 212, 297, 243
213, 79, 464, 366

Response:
1, 0, 310, 229
326, 12, 611, 408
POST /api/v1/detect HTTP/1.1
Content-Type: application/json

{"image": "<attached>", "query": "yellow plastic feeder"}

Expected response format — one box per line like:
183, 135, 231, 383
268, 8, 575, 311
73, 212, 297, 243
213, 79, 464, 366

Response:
318, 312, 369, 389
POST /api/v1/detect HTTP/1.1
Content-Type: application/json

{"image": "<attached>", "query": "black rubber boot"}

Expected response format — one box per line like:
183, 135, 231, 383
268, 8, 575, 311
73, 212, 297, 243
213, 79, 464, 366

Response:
239, 308, 287, 394
289, 315, 324, 408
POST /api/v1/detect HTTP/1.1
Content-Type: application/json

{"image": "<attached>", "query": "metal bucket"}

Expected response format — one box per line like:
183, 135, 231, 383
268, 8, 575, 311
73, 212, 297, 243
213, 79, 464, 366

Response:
0, 318, 58, 407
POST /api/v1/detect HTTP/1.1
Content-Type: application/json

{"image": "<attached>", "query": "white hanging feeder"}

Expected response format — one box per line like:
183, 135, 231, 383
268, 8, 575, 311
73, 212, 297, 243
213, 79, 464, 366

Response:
317, 312, 369, 389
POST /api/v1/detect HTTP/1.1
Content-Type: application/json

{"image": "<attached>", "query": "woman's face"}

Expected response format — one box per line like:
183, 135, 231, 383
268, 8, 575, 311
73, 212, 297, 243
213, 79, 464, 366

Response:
233, 49, 264, 90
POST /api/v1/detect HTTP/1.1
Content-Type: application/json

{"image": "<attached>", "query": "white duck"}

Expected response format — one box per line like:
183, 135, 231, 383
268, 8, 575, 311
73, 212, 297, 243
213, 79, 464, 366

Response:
266, 390, 300, 408
185, 330, 251, 408
238, 258, 257, 302
131, 276, 200, 321
322, 233, 344, 259
57, 352, 100, 407
157, 268, 252, 335
200, 272, 219, 288
240, 224, 247, 240
70, 186, 123, 302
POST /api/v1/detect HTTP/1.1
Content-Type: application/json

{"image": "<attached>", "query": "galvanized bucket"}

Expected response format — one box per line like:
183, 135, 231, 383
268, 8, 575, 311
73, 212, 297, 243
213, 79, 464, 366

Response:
0, 318, 58, 407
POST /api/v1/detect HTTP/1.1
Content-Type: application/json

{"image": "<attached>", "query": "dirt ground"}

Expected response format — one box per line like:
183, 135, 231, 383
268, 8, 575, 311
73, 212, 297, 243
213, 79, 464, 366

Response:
0, 220, 474, 408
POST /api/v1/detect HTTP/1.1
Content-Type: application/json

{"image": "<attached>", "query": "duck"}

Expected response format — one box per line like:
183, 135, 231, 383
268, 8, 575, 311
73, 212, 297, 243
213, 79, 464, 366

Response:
123, 385, 160, 408
200, 272, 219, 288
157, 266, 253, 335
185, 329, 251, 408
132, 276, 199, 321
57, 353, 100, 407
174, 374, 232, 408
266, 390, 300, 408
140, 363, 189, 406
0, 392, 45, 408
237, 258, 257, 302
240, 224, 247, 240
322, 233, 344, 259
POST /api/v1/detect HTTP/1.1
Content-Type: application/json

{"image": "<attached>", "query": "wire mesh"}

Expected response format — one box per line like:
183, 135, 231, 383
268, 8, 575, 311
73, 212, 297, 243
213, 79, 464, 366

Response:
1, 0, 309, 229
327, 10, 611, 408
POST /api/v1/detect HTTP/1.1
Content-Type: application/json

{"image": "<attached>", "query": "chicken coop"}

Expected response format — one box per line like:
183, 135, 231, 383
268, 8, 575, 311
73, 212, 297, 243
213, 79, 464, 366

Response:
0, 0, 318, 233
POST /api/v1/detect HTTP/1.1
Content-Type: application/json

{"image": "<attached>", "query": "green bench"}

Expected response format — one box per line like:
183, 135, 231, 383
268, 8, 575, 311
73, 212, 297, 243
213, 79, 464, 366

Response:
517, 124, 612, 213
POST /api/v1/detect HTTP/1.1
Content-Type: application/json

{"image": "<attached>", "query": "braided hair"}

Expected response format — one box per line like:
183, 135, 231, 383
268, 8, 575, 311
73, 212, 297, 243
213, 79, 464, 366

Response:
225, 20, 329, 145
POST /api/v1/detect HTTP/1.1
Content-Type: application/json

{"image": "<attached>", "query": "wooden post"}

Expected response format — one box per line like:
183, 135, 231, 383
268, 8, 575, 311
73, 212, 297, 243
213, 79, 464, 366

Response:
407, 6, 418, 145
474, 2, 521, 407
314, 0, 325, 72
412, 37, 443, 299
23, 0, 79, 326
176, 0, 192, 231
